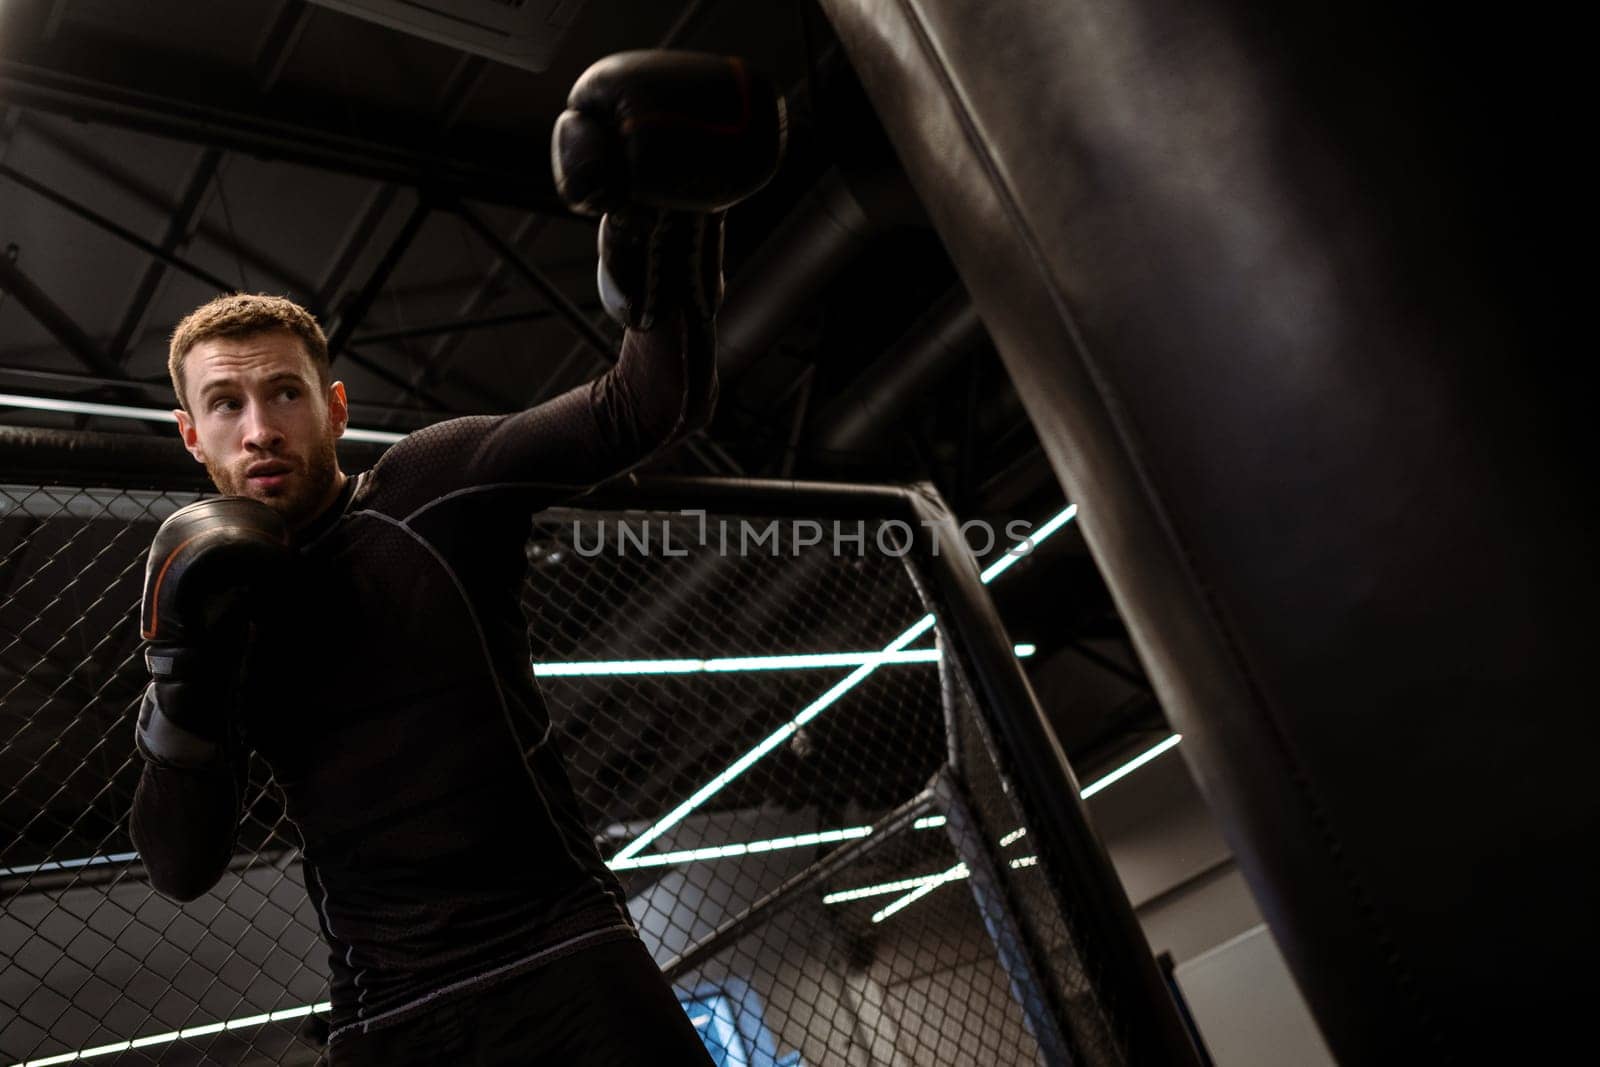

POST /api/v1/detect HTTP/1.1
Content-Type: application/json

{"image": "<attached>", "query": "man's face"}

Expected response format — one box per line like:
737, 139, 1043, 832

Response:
174, 330, 348, 530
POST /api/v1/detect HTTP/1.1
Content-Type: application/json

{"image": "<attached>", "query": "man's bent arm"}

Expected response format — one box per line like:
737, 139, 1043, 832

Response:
585, 314, 718, 466
128, 751, 247, 903
364, 312, 717, 514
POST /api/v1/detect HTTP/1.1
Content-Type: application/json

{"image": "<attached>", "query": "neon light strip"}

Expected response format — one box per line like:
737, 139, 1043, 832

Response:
8, 1003, 331, 1067
979, 505, 1077, 583
0, 392, 405, 444
0, 852, 138, 878
867, 857, 1046, 924
829, 735, 1182, 910
609, 612, 938, 863
828, 854, 1048, 910
610, 505, 1078, 864
1079, 734, 1183, 799
606, 814, 960, 874
604, 810, 1016, 881
823, 874, 953, 904
534, 646, 1033, 677
871, 862, 968, 923
606, 826, 871, 870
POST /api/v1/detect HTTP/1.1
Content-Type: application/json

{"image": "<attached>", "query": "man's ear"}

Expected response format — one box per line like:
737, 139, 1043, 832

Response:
173, 408, 206, 464
328, 381, 349, 439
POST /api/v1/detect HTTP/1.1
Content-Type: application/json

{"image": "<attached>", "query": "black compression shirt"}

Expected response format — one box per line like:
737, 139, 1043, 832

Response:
128, 316, 716, 1043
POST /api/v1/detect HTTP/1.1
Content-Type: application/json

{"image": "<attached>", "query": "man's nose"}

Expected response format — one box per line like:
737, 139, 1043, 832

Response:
241, 404, 285, 450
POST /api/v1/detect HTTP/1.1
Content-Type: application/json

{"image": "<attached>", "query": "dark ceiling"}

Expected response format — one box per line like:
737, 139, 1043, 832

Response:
0, 0, 1166, 776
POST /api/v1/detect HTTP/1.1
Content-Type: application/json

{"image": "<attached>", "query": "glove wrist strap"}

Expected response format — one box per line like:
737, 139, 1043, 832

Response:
135, 683, 225, 770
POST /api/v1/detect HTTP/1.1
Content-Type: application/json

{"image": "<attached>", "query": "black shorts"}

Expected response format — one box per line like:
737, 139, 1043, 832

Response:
322, 936, 715, 1066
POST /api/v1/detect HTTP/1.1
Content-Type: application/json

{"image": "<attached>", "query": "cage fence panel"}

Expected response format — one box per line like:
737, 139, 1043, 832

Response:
3, 468, 1138, 1067
936, 653, 1120, 1065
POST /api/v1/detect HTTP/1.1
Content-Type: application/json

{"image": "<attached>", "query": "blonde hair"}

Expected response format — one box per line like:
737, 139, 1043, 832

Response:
168, 293, 330, 411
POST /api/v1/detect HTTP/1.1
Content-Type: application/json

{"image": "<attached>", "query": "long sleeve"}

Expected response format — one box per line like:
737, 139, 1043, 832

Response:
586, 314, 718, 463
128, 748, 247, 903
358, 313, 718, 521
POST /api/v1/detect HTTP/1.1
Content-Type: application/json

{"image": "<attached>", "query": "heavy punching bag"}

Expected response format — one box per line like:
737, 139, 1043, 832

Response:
816, 0, 1591, 1060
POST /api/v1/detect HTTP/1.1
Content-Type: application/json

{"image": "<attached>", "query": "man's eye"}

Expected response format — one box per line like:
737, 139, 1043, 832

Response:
279, 387, 300, 401
212, 398, 239, 413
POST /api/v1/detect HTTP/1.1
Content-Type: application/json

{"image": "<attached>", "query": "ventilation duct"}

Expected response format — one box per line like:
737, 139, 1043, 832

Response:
306, 0, 588, 71
811, 286, 984, 460
717, 46, 929, 384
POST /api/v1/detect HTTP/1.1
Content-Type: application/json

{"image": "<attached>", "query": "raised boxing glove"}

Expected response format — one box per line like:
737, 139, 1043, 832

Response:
135, 497, 291, 769
552, 50, 786, 329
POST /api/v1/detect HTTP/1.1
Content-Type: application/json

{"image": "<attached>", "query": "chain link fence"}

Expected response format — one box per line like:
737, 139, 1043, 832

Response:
1, 438, 1164, 1066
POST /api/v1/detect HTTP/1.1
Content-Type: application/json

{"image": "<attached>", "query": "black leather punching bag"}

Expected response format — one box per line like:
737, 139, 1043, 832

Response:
817, 0, 1592, 1060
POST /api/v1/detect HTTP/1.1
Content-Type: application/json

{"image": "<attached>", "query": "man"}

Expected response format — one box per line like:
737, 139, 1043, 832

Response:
128, 53, 783, 1065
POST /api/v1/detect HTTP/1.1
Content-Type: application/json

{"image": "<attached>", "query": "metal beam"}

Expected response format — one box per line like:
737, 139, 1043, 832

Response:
253, 0, 315, 93
0, 104, 20, 165
403, 213, 555, 402
355, 306, 588, 346
903, 489, 1203, 1064
660, 0, 724, 49
1063, 639, 1152, 693
341, 341, 509, 414
661, 788, 936, 983
314, 184, 400, 312
0, 255, 125, 380
933, 770, 1074, 1066
107, 148, 223, 365
0, 52, 564, 211
777, 365, 814, 478
323, 199, 521, 416
311, 51, 499, 414
432, 54, 491, 133
100, 0, 320, 366
324, 198, 431, 361
0, 259, 169, 435
0, 160, 237, 294
311, 53, 484, 328
331, 342, 459, 413
15, 116, 318, 300
452, 203, 615, 365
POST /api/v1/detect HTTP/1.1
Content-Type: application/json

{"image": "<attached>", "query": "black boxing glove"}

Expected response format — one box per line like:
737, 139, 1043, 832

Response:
135, 497, 291, 769
593, 208, 725, 328
552, 50, 786, 329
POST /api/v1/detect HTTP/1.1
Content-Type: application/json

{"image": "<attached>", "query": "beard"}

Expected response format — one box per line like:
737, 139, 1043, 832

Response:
205, 431, 340, 529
